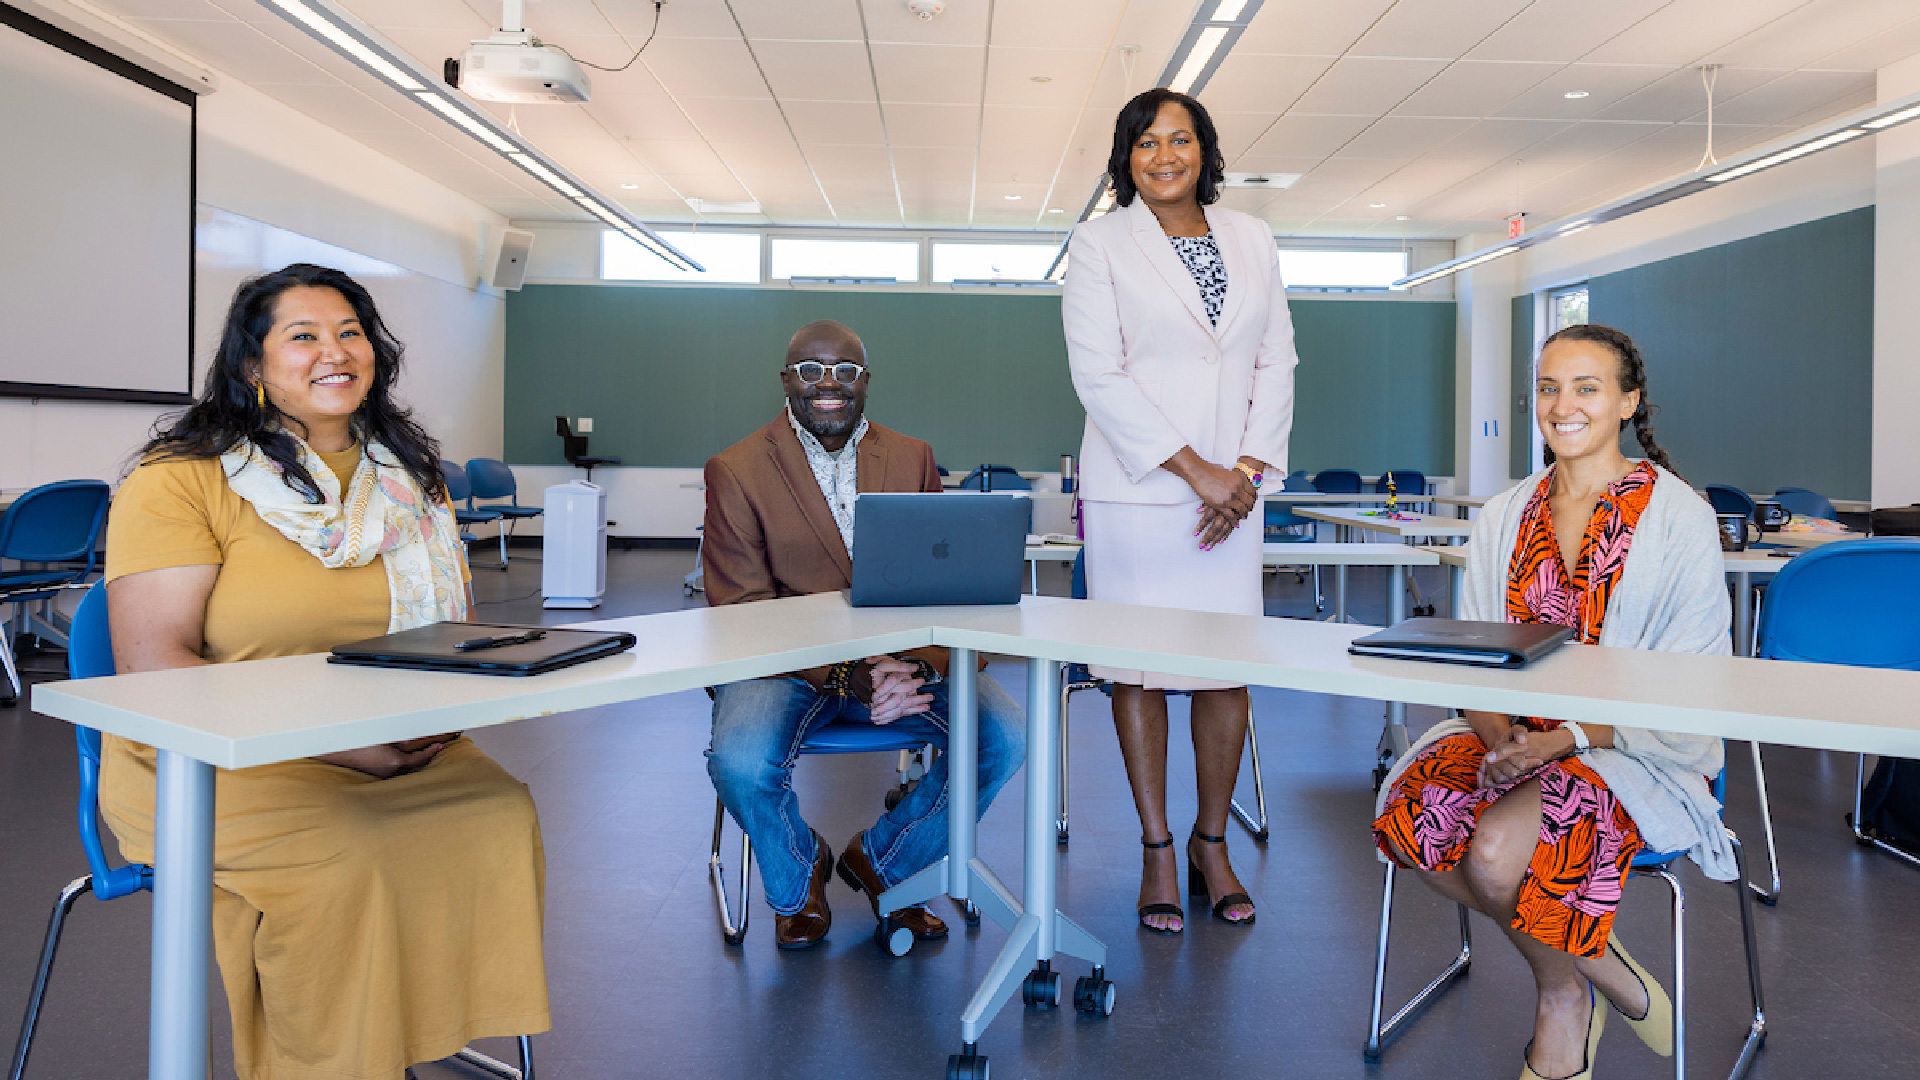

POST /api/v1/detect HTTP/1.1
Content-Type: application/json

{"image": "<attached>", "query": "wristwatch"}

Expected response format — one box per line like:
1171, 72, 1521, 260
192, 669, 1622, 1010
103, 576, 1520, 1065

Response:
1234, 462, 1264, 489
1561, 721, 1591, 754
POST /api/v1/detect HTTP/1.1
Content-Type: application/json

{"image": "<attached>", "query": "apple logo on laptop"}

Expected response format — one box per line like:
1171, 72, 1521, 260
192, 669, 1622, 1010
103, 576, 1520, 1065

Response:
932, 539, 950, 560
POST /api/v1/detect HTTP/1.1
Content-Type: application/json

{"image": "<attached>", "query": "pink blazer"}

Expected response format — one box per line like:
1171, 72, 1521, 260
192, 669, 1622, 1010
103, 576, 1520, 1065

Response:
1062, 200, 1298, 504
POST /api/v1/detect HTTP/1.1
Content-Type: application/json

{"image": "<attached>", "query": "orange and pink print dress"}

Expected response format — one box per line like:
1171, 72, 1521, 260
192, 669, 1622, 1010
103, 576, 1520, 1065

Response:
1372, 462, 1657, 958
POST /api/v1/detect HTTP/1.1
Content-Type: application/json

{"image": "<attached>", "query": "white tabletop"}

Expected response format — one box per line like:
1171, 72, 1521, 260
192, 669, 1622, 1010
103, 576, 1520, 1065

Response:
1424, 543, 1798, 576
1294, 506, 1476, 538
32, 591, 1920, 769
1756, 528, 1858, 549
1023, 543, 1442, 567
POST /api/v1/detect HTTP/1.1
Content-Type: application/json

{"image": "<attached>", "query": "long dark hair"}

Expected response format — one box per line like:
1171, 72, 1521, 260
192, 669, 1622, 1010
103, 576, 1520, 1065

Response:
1538, 323, 1679, 478
1106, 88, 1226, 208
141, 263, 444, 504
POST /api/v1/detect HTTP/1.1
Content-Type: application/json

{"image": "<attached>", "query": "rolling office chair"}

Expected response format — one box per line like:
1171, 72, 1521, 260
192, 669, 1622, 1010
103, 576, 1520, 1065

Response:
1752, 539, 1920, 870
1705, 485, 1758, 521
958, 465, 1032, 492
442, 462, 507, 568
554, 417, 620, 481
465, 459, 542, 570
1365, 763, 1766, 1080
1055, 551, 1269, 844
0, 480, 110, 706
1264, 473, 1323, 610
1772, 487, 1837, 521
1312, 469, 1364, 494
7, 583, 536, 1080
709, 722, 949, 956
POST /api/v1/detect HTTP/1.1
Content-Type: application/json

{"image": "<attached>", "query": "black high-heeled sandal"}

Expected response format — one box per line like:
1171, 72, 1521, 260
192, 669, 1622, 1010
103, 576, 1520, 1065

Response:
1188, 830, 1256, 925
1137, 836, 1185, 934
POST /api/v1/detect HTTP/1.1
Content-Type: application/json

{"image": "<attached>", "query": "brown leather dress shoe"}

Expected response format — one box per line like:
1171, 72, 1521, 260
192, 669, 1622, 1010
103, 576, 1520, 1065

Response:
774, 830, 833, 950
836, 831, 948, 939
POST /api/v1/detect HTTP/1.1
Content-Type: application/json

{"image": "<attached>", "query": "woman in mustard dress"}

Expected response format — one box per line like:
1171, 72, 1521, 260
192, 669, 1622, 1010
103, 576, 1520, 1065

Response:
101, 264, 549, 1079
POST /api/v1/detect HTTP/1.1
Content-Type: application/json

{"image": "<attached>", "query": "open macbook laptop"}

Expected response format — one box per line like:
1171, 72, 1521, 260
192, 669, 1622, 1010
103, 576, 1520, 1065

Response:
849, 492, 1028, 607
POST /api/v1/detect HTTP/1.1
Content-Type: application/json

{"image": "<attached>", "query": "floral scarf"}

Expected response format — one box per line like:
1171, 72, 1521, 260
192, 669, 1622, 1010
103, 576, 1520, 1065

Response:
220, 435, 468, 631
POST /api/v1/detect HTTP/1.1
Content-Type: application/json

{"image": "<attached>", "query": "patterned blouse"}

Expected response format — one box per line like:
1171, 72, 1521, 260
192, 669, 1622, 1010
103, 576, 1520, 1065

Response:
1170, 233, 1227, 326
1507, 460, 1659, 663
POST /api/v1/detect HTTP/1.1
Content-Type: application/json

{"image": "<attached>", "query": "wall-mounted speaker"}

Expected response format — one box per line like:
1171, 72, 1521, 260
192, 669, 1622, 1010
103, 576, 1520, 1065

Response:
483, 227, 535, 291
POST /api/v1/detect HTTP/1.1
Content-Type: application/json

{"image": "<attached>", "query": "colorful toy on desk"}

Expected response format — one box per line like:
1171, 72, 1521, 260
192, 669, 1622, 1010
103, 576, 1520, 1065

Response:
1358, 471, 1420, 521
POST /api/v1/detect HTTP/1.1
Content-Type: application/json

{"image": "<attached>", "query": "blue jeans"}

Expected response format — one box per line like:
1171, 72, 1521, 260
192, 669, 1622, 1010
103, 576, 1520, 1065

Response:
706, 672, 1025, 915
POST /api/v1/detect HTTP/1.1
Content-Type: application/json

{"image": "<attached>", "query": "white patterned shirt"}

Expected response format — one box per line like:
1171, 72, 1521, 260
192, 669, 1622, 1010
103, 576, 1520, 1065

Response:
786, 405, 869, 554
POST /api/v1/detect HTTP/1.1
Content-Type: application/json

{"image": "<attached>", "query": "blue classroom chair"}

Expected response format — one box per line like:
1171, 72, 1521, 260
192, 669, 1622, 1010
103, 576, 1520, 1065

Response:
1772, 487, 1837, 521
442, 461, 507, 569
465, 459, 542, 569
1312, 469, 1363, 494
958, 464, 1031, 492
0, 480, 110, 705
7, 583, 535, 1080
1754, 539, 1920, 870
1375, 469, 1429, 514
1705, 485, 1758, 521
708, 717, 944, 955
1365, 763, 1766, 1080
1054, 550, 1268, 843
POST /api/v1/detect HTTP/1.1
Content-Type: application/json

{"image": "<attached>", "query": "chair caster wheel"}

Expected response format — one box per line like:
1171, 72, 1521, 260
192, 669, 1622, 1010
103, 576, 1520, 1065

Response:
1073, 969, 1115, 1016
946, 1050, 988, 1080
722, 930, 747, 946
1056, 825, 1069, 845
958, 899, 980, 927
1251, 828, 1271, 844
875, 917, 913, 957
1021, 965, 1061, 1009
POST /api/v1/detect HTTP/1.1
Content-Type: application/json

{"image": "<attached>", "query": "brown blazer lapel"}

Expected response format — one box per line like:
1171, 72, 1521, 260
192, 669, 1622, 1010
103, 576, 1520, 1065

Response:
856, 430, 892, 496
764, 419, 853, 581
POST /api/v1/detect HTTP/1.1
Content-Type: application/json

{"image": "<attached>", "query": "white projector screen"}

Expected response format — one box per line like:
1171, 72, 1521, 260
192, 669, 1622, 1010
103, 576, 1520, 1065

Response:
0, 4, 193, 402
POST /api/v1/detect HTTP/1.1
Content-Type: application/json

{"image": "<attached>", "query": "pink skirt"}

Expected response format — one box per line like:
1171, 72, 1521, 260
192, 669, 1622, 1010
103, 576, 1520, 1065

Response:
1081, 497, 1264, 691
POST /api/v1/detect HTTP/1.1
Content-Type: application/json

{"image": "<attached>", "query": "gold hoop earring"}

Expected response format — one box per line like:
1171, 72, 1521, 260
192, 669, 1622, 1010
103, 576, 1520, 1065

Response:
256, 381, 266, 409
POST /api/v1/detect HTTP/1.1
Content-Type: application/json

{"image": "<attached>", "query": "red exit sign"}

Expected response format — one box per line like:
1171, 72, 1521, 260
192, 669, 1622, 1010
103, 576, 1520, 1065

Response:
1507, 214, 1525, 239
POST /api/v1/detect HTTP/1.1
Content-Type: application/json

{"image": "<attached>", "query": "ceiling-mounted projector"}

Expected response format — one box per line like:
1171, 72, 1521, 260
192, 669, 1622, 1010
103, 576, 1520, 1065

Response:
446, 0, 590, 104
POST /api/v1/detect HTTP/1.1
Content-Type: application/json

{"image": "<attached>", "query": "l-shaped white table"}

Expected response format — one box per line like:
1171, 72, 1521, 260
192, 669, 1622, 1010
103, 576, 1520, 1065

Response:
31, 592, 1920, 1080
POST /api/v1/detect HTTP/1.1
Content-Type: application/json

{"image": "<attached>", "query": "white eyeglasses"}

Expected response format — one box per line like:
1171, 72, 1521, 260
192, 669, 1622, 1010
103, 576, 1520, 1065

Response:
785, 361, 866, 386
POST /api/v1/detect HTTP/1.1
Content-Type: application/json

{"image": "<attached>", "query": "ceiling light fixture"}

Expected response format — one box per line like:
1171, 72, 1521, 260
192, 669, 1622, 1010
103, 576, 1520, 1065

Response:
254, 0, 699, 272
620, 182, 639, 189
1369, 202, 1387, 208
1047, 207, 1065, 213
1004, 194, 1022, 200
1392, 89, 1920, 290
1395, 215, 1409, 221
1046, 0, 1266, 279
1563, 90, 1589, 99
1030, 75, 1052, 83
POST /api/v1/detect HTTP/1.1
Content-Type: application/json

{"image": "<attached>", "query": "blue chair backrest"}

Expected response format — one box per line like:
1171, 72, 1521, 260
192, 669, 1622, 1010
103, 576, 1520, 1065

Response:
0, 480, 111, 573
1313, 470, 1362, 494
959, 465, 1032, 491
1632, 763, 1728, 866
465, 458, 521, 502
1265, 500, 1308, 531
1282, 472, 1314, 492
1375, 470, 1426, 495
1071, 549, 1088, 601
1773, 487, 1837, 521
65, 582, 151, 900
1705, 485, 1757, 520
442, 461, 473, 504
1754, 539, 1920, 670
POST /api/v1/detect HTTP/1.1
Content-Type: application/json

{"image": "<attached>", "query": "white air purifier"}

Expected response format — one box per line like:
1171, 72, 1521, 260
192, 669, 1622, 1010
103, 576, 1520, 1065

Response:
541, 481, 606, 609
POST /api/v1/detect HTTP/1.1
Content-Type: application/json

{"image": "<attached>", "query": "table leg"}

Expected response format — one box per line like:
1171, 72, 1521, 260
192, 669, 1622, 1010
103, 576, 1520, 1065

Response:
880, 648, 976, 910
1335, 566, 1350, 623
1732, 570, 1753, 656
1384, 566, 1410, 758
150, 750, 214, 1080
1447, 564, 1464, 619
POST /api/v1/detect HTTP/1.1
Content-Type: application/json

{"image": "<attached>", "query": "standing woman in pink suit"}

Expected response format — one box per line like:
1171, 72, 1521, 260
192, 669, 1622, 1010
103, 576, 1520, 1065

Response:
1062, 88, 1298, 934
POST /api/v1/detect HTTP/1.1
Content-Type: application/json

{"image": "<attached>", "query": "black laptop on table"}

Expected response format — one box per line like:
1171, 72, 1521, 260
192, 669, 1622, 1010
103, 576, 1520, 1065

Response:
329, 622, 637, 676
849, 493, 1028, 607
1348, 618, 1572, 668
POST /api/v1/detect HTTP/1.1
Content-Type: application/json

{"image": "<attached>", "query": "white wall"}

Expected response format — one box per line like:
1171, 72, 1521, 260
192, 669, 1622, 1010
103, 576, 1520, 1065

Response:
1, 18, 507, 492
1454, 230, 1515, 495
1876, 55, 1920, 509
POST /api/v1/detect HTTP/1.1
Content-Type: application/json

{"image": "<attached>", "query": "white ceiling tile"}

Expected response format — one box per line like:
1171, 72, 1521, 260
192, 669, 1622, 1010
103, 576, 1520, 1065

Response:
1241, 113, 1377, 161
580, 91, 707, 143
1393, 60, 1560, 118
1232, 0, 1395, 56
749, 39, 873, 101
1350, 0, 1532, 60
1335, 116, 1478, 160
1421, 117, 1577, 161
635, 38, 765, 99
1201, 53, 1337, 118
1706, 0, 1916, 69
859, 0, 990, 46
1464, 0, 1670, 64
91, 0, 235, 18
1591, 66, 1785, 124
983, 47, 1106, 107
1488, 64, 1675, 121
122, 16, 336, 87
354, 0, 485, 32
1712, 69, 1876, 126
785, 99, 888, 145
727, 0, 864, 41
1809, 15, 1920, 70
1581, 0, 1810, 66
676, 95, 798, 143
1504, 120, 1670, 165
1290, 57, 1452, 116
990, 0, 1129, 50
884, 103, 981, 149
871, 43, 985, 105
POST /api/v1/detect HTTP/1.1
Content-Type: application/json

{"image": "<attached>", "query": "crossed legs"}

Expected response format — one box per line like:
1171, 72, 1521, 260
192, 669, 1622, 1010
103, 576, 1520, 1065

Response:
1390, 779, 1649, 1077
1111, 684, 1255, 931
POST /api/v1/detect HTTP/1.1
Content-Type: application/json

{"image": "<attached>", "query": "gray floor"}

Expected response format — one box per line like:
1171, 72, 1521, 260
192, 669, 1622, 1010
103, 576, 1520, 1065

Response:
4, 552, 1920, 1079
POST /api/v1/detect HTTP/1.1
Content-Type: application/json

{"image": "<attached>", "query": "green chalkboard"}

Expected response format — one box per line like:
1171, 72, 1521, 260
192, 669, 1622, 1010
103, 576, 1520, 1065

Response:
1511, 294, 1534, 481
1587, 207, 1872, 500
504, 286, 1456, 476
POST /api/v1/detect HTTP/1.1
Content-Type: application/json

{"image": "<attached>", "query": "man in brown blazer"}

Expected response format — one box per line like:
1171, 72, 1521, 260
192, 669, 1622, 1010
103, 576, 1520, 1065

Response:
702, 319, 1026, 950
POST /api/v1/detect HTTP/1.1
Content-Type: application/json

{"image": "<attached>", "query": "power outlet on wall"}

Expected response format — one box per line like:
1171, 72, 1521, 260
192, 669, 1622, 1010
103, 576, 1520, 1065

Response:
577, 417, 593, 432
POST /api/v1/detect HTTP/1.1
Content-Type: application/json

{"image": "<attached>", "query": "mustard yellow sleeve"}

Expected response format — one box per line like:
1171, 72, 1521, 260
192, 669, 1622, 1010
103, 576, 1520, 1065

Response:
105, 458, 225, 582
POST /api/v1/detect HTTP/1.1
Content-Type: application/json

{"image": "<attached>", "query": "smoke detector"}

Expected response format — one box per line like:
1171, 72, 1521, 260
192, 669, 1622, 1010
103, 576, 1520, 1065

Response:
906, 1, 944, 20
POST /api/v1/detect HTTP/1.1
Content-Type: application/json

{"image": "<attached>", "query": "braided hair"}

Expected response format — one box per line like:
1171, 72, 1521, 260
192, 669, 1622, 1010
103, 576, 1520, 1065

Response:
1538, 323, 1680, 480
